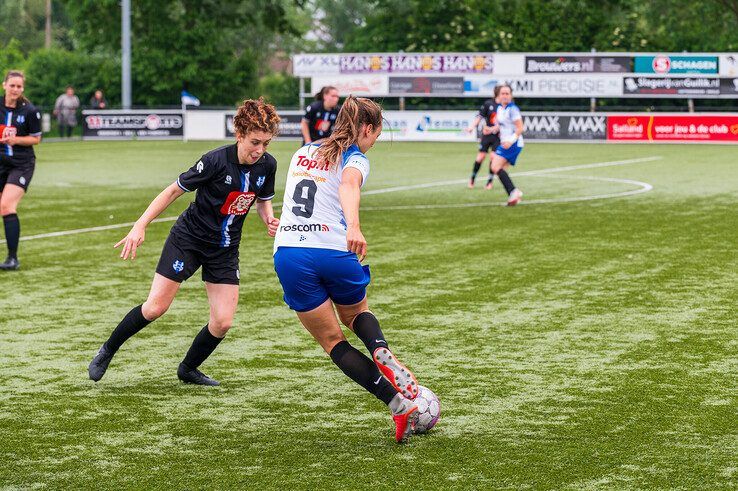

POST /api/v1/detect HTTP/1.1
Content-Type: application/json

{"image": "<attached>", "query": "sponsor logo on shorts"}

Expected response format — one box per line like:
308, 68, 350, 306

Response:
220, 191, 256, 215
173, 260, 184, 273
19, 176, 26, 186
279, 223, 330, 232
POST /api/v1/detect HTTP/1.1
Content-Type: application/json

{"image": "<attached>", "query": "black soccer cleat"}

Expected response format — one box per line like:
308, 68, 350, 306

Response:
88, 344, 114, 381
0, 256, 20, 271
177, 363, 220, 386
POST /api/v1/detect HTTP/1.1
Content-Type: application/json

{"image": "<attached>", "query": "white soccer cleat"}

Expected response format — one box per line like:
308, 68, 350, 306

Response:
373, 347, 419, 400
507, 188, 523, 206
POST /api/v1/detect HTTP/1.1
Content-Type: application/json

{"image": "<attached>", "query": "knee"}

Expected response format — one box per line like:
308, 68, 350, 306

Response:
0, 204, 17, 216
141, 300, 170, 321
208, 317, 233, 337
338, 311, 356, 329
322, 333, 347, 354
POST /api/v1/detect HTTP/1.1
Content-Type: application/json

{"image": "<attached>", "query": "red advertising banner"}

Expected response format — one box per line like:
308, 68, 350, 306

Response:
608, 115, 738, 142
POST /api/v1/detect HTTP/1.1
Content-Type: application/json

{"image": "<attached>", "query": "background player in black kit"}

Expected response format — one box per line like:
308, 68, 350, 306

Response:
89, 99, 281, 385
465, 85, 501, 190
0, 70, 42, 271
300, 85, 340, 144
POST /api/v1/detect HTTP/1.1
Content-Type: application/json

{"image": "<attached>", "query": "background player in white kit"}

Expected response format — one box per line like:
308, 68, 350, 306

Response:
273, 96, 422, 443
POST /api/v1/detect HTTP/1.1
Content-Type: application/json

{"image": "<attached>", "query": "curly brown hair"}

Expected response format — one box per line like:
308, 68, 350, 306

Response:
233, 98, 280, 137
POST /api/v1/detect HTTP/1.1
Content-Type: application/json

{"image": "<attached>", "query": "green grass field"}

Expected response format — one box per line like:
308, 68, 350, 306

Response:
1, 140, 736, 490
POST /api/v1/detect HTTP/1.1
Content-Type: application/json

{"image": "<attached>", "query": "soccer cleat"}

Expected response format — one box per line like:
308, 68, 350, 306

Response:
0, 256, 20, 270
88, 344, 114, 381
177, 363, 220, 386
485, 180, 494, 190
467, 178, 475, 189
373, 348, 419, 399
392, 404, 419, 443
507, 188, 523, 206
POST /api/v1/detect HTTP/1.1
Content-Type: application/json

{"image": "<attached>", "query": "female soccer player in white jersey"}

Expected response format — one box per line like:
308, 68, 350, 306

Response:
490, 84, 524, 206
273, 96, 421, 443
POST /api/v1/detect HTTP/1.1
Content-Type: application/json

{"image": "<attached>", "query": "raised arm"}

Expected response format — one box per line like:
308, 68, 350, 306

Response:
114, 182, 185, 260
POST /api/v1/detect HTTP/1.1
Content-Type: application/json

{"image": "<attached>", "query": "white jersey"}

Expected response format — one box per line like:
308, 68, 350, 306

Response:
274, 143, 370, 253
497, 102, 524, 146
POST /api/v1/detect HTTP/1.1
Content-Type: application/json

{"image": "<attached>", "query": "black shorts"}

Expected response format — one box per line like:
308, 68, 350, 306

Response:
478, 134, 501, 153
155, 232, 240, 285
0, 157, 35, 192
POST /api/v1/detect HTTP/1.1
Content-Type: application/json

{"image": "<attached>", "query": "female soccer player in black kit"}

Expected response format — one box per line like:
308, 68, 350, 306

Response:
0, 71, 42, 270
89, 99, 281, 385
465, 85, 501, 190
300, 85, 340, 144
0, 71, 41, 271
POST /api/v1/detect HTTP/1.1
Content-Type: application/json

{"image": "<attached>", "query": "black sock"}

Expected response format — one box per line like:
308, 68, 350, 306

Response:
182, 324, 223, 370
2, 214, 19, 259
470, 160, 482, 179
104, 305, 152, 353
496, 169, 516, 195
352, 311, 388, 355
329, 340, 397, 405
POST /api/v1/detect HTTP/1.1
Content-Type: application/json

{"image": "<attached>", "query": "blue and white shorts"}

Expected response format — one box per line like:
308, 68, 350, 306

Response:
495, 140, 524, 165
274, 247, 371, 312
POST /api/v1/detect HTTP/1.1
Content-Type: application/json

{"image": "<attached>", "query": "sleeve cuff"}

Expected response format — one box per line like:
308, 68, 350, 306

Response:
176, 178, 191, 192
257, 194, 275, 201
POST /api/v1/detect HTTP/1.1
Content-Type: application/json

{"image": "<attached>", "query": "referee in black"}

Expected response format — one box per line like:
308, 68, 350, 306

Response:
0, 70, 42, 270
465, 85, 501, 189
300, 85, 340, 144
89, 99, 281, 385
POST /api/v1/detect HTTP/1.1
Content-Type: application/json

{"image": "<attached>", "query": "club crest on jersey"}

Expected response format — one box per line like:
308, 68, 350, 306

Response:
225, 175, 232, 185
256, 176, 265, 189
173, 260, 184, 273
221, 191, 256, 215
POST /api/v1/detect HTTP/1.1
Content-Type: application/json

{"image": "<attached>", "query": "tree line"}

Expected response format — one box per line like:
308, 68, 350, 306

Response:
1, 0, 736, 109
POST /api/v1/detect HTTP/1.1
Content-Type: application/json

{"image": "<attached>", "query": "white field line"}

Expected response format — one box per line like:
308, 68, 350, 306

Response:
361, 174, 653, 211
3, 156, 660, 244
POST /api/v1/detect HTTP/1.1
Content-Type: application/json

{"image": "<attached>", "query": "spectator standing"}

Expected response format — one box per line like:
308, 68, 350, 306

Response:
53, 86, 80, 138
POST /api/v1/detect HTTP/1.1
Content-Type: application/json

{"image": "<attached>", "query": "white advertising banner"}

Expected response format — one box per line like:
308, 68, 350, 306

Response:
464, 75, 623, 97
312, 74, 623, 97
296, 53, 494, 76
719, 54, 738, 76
378, 111, 477, 142
311, 75, 389, 96
293, 54, 340, 76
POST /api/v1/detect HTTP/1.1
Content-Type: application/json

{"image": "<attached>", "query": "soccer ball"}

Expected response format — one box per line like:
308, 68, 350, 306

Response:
413, 385, 440, 433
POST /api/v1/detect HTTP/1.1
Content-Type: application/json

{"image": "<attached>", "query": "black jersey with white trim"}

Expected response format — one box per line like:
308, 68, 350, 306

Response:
172, 144, 276, 248
302, 101, 340, 141
477, 99, 498, 127
0, 100, 42, 162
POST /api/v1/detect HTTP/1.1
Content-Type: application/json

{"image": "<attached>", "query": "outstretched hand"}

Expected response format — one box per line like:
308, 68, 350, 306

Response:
114, 224, 146, 260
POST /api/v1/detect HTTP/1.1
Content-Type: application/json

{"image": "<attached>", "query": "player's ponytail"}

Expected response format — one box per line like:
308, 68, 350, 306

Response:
3, 70, 30, 105
315, 95, 382, 171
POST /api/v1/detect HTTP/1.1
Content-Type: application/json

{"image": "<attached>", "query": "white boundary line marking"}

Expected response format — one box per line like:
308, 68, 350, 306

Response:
362, 174, 653, 211
4, 156, 660, 244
